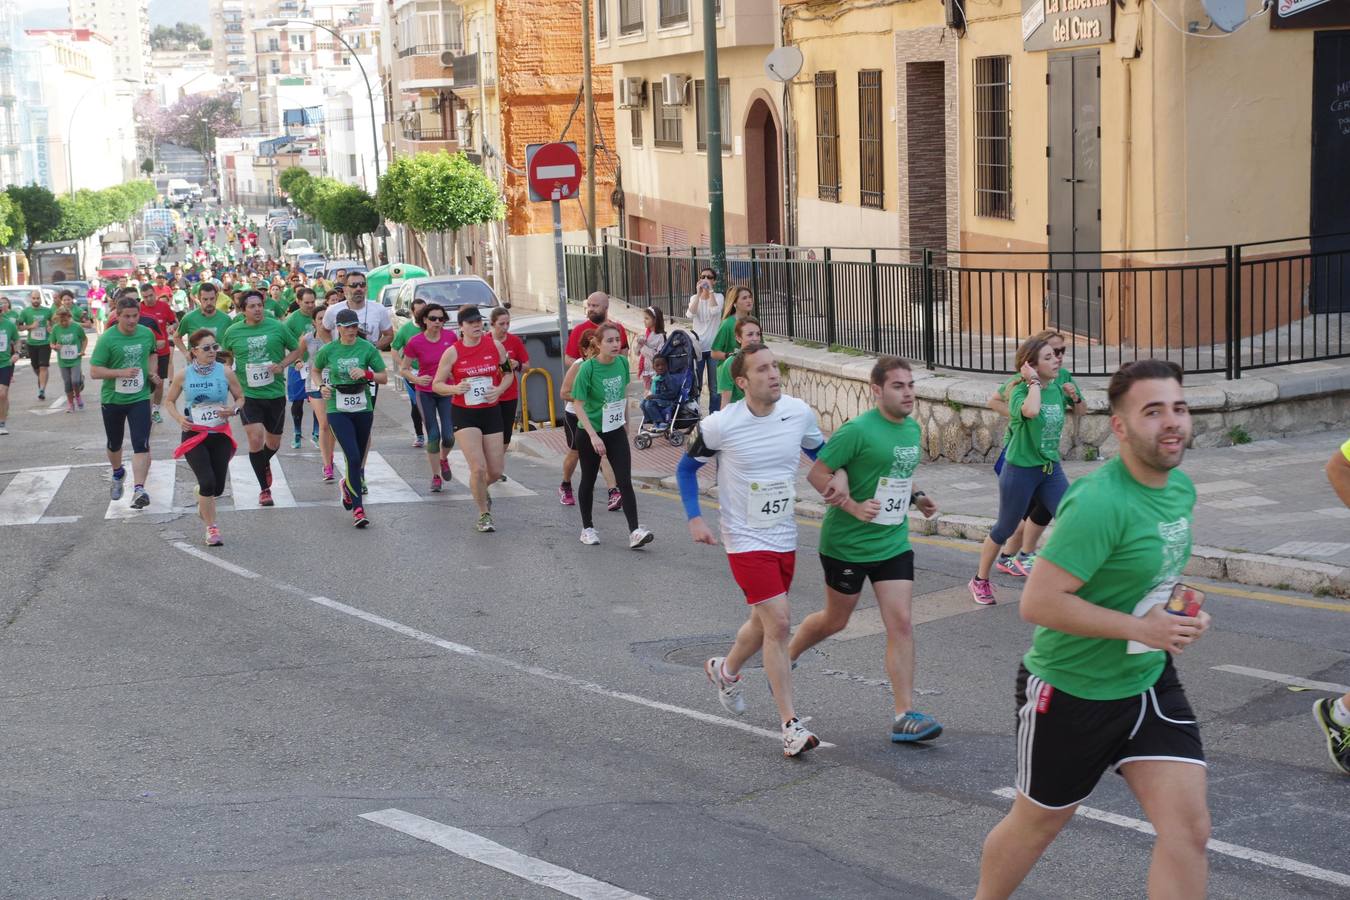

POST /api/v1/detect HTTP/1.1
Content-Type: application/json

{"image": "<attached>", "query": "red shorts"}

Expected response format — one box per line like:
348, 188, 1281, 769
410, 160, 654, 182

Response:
727, 550, 796, 605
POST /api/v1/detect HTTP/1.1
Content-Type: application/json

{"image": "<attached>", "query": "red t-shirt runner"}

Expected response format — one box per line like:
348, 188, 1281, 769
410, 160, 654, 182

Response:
497, 332, 529, 402
139, 299, 176, 357
565, 318, 628, 360
450, 336, 503, 409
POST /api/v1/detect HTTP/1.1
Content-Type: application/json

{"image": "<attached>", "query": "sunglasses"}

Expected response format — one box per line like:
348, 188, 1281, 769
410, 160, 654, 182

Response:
347, 282, 366, 289
195, 343, 220, 352
425, 316, 447, 323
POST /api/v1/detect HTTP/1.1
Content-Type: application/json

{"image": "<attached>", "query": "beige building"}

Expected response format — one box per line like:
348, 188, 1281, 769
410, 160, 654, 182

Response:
599, 0, 782, 247
67, 0, 151, 83
767, 0, 1350, 345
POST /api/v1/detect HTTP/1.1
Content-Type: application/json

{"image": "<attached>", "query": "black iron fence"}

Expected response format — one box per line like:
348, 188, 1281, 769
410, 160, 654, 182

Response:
563, 235, 1350, 379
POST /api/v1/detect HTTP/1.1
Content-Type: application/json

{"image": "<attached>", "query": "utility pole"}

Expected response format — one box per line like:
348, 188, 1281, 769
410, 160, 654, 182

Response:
702, 0, 725, 286
581, 0, 596, 248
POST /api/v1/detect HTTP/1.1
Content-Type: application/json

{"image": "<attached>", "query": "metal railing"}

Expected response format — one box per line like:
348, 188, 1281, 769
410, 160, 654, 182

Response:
401, 125, 455, 142
396, 42, 463, 58
563, 235, 1350, 380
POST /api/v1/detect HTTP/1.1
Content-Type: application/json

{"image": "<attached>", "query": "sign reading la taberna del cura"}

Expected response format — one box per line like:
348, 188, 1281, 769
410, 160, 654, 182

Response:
1270, 0, 1350, 29
1022, 0, 1114, 51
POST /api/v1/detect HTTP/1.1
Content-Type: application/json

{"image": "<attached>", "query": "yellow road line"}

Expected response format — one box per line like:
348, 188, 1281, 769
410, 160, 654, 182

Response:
639, 485, 1350, 613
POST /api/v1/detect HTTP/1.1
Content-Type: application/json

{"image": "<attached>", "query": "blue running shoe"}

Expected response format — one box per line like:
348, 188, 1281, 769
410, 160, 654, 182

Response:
891, 711, 943, 743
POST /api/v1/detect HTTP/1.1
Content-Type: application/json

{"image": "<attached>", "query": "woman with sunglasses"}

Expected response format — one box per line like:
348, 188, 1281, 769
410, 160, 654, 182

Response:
432, 305, 509, 533
401, 302, 457, 492
316, 308, 388, 528
986, 331, 1086, 576
297, 301, 337, 481
969, 332, 1073, 606
166, 328, 245, 547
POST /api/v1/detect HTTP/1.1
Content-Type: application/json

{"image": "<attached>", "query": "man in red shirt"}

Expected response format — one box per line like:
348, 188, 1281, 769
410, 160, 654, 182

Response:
138, 285, 177, 423
564, 291, 629, 366
152, 274, 173, 302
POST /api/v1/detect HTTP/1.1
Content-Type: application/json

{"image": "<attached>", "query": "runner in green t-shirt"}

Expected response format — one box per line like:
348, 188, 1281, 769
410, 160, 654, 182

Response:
89, 297, 161, 509
0, 312, 19, 434
175, 284, 228, 353
975, 358, 1212, 900
219, 289, 302, 507
792, 356, 942, 743
283, 287, 320, 448
715, 316, 762, 406
18, 295, 54, 400
708, 284, 755, 361
48, 307, 88, 412
970, 334, 1072, 606
315, 307, 388, 528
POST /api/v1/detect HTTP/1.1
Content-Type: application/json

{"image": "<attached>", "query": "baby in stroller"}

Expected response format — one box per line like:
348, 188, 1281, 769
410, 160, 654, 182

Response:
640, 356, 685, 429
635, 327, 702, 448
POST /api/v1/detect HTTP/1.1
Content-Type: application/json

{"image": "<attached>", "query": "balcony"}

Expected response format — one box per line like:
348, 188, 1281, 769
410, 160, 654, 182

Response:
597, 0, 772, 65
396, 125, 459, 155
451, 52, 495, 89
396, 41, 463, 59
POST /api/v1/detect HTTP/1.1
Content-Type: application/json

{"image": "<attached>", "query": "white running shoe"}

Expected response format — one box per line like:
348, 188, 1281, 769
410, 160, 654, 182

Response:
579, 527, 600, 545
629, 527, 654, 550
782, 717, 820, 758
704, 656, 746, 716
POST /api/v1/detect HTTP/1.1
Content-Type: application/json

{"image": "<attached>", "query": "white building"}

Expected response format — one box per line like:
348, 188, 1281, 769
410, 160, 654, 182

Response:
21, 29, 137, 194
319, 52, 382, 194
67, 0, 151, 84
148, 48, 227, 107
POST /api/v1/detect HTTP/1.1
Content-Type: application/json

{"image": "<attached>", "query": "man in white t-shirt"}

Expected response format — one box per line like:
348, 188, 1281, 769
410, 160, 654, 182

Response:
320, 271, 393, 349
677, 342, 835, 758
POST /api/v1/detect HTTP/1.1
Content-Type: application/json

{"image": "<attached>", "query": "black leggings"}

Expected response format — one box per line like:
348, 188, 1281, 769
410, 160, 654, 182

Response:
499, 397, 518, 446
182, 432, 233, 498
576, 425, 637, 530
328, 410, 374, 504
1026, 498, 1053, 528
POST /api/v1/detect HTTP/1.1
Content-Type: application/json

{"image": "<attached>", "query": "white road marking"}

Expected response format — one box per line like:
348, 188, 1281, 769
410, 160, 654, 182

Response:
105, 458, 177, 518
0, 467, 69, 526
30, 396, 72, 416
1315, 507, 1350, 519
360, 808, 651, 900
447, 449, 537, 498
1204, 496, 1278, 510
168, 543, 828, 749
1192, 480, 1255, 495
228, 453, 297, 509
1263, 540, 1350, 558
991, 788, 1350, 889
1213, 664, 1350, 694
333, 449, 421, 504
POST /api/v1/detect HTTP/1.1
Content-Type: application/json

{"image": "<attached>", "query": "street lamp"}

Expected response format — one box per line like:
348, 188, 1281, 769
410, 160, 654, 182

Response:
267, 17, 388, 261
65, 78, 141, 196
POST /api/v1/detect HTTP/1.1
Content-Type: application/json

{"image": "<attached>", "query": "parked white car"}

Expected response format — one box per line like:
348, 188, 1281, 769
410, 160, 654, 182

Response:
282, 238, 313, 261
132, 240, 160, 267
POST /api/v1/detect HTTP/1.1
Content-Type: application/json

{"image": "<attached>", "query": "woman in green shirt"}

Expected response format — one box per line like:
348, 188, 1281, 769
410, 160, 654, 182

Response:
970, 333, 1071, 606
709, 285, 755, 362
49, 306, 88, 411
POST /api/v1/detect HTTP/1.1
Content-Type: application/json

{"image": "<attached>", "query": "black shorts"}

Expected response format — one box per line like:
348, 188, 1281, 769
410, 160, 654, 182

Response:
819, 549, 915, 595
241, 396, 287, 435
0, 364, 11, 386
155, 355, 170, 379
563, 411, 582, 451
29, 345, 50, 368
102, 399, 152, 454
452, 402, 503, 434
1015, 659, 1204, 809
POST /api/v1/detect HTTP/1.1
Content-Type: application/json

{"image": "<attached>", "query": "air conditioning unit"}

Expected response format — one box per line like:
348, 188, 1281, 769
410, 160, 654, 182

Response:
439, 49, 456, 67
617, 77, 646, 109
661, 73, 689, 106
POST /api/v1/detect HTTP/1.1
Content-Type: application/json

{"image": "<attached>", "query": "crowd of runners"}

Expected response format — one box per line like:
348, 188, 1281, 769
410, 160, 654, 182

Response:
4, 212, 1349, 898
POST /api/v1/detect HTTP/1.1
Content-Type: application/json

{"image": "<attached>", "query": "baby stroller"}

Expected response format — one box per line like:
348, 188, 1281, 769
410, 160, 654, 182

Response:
635, 327, 703, 449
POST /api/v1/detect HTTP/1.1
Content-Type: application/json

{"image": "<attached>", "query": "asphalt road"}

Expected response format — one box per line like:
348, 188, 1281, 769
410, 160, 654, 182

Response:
2, 349, 1350, 899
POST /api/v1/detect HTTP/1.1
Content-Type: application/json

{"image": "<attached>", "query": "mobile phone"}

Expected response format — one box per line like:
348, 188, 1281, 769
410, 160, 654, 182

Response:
1165, 584, 1205, 617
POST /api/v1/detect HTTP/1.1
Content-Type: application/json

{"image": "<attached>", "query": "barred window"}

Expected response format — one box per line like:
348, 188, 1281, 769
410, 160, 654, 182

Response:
815, 72, 840, 202
631, 106, 643, 147
694, 78, 731, 152
653, 83, 683, 148
858, 69, 883, 210
974, 55, 1013, 220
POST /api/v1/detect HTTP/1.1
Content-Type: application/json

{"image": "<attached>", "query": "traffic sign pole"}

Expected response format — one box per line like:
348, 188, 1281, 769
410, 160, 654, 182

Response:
552, 189, 569, 361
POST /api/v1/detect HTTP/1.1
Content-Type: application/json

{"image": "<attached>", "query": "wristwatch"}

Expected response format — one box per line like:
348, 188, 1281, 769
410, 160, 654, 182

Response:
910, 490, 926, 507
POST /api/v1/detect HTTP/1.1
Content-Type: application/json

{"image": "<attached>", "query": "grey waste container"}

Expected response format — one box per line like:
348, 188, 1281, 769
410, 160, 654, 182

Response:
510, 314, 567, 427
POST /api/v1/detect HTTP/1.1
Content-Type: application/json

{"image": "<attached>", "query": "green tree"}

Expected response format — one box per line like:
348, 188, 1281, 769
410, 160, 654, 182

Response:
314, 184, 380, 257
278, 166, 311, 196
0, 193, 17, 249
53, 189, 109, 241
378, 152, 503, 271
140, 158, 155, 175
5, 184, 62, 267
375, 154, 419, 226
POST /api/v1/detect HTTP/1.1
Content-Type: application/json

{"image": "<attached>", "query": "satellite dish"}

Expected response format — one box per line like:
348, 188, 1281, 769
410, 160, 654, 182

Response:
764, 46, 804, 83
1201, 0, 1246, 32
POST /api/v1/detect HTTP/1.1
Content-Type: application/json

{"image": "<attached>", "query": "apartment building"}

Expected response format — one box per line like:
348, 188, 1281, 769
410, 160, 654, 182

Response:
67, 0, 151, 83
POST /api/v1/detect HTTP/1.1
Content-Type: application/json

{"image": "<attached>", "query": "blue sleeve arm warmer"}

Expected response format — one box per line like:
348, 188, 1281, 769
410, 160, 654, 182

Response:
802, 440, 824, 462
677, 454, 707, 519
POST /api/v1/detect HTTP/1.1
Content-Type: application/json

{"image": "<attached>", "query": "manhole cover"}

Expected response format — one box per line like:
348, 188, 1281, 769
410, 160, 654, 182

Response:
664, 641, 762, 669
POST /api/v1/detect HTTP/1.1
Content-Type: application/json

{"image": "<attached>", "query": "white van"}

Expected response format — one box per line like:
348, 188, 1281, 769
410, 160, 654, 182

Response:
166, 178, 193, 206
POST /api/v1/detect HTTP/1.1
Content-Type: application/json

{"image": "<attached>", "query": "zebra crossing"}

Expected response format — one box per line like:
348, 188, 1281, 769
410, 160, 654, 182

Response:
0, 450, 537, 527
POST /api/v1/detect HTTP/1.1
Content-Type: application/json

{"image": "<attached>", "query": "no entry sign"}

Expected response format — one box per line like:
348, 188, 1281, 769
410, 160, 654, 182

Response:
526, 142, 583, 202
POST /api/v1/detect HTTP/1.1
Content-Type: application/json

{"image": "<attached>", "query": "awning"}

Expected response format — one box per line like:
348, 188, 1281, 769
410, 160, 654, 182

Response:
258, 135, 297, 157
282, 106, 324, 126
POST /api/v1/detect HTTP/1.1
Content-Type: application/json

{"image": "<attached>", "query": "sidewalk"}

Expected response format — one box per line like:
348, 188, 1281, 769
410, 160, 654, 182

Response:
515, 425, 1350, 597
